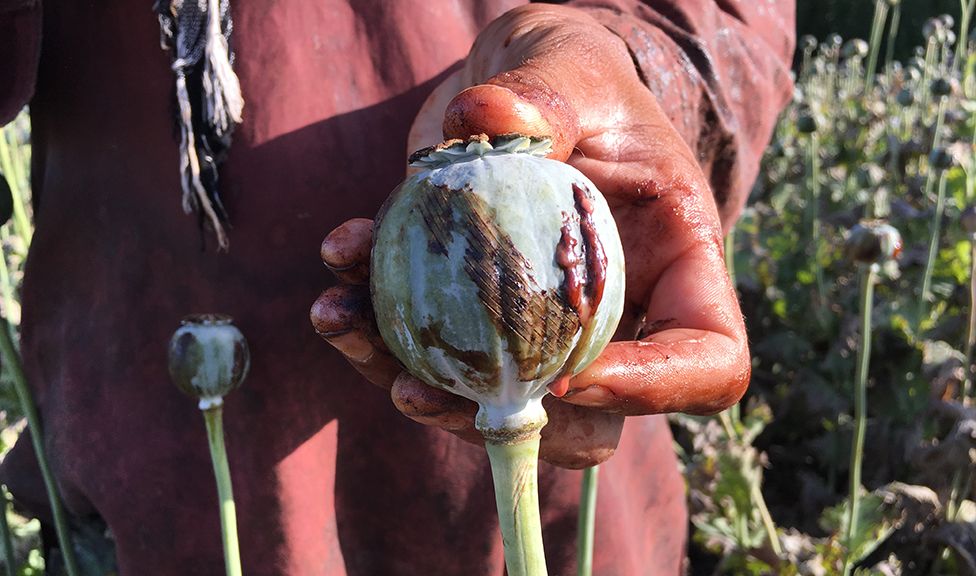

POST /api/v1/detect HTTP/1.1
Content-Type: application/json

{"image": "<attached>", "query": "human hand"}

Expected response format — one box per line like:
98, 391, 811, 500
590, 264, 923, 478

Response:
310, 3, 749, 467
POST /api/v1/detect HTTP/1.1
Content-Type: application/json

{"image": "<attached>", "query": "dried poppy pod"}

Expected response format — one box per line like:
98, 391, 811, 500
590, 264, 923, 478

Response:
845, 221, 903, 265
168, 314, 250, 410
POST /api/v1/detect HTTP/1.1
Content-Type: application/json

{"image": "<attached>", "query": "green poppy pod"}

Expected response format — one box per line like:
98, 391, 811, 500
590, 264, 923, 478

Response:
797, 110, 818, 134
371, 135, 625, 439
896, 88, 914, 107
929, 147, 956, 171
930, 77, 953, 98
168, 314, 250, 409
845, 221, 903, 265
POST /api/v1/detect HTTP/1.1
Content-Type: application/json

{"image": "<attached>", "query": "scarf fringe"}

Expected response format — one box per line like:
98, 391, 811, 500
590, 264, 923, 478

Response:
175, 71, 229, 250
157, 0, 241, 252
203, 0, 243, 137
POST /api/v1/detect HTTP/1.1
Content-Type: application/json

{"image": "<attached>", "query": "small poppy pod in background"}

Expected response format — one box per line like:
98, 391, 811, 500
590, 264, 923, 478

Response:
845, 221, 903, 265
930, 77, 954, 98
797, 108, 818, 134
939, 14, 955, 31
923, 18, 946, 42
929, 146, 956, 171
841, 39, 868, 60
168, 314, 250, 405
896, 88, 914, 107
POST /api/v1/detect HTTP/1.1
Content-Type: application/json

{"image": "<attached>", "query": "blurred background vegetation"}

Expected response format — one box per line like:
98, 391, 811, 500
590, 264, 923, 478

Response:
797, 0, 960, 61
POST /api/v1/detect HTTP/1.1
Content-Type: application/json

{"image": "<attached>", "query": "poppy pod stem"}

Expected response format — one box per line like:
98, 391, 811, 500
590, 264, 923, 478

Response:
202, 405, 243, 576
918, 157, 951, 326
864, 0, 889, 87
843, 263, 877, 576
0, 487, 16, 576
576, 466, 599, 576
484, 431, 548, 576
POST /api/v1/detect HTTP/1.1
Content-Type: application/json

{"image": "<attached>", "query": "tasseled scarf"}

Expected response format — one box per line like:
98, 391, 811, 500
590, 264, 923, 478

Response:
155, 0, 243, 251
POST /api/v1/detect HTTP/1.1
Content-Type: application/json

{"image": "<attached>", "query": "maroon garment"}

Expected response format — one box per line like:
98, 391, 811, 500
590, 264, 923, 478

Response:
0, 1, 793, 574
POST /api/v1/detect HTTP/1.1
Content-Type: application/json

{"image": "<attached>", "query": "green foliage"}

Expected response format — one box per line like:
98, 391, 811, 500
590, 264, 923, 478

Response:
681, 1, 976, 573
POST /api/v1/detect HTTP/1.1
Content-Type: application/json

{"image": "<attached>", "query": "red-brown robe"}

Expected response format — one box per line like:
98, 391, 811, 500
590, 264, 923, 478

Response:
0, 1, 794, 574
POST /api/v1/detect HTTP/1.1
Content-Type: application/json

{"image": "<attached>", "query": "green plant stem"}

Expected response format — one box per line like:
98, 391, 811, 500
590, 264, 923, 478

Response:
202, 406, 243, 576
0, 231, 17, 325
752, 481, 782, 558
723, 228, 743, 426
965, 237, 976, 403
844, 264, 877, 576
918, 38, 938, 129
919, 169, 950, 325
576, 466, 598, 576
864, 0, 889, 88
717, 411, 781, 558
0, 318, 79, 576
958, 0, 975, 76
0, 130, 33, 247
806, 132, 826, 308
968, 121, 976, 203
485, 434, 548, 576
932, 96, 949, 156
0, 487, 15, 576
884, 3, 901, 72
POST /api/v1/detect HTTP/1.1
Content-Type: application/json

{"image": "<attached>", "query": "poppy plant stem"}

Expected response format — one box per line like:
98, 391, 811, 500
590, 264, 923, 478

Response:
0, 487, 15, 576
202, 406, 243, 576
485, 433, 548, 576
919, 167, 949, 325
843, 264, 877, 576
0, 318, 80, 576
864, 0, 889, 87
576, 466, 598, 576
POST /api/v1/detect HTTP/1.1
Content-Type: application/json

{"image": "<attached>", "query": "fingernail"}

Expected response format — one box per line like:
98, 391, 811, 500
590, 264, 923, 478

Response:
324, 331, 376, 363
564, 385, 614, 408
547, 376, 571, 398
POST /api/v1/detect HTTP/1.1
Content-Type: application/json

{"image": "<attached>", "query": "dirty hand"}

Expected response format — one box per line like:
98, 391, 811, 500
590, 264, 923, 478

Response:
310, 4, 749, 468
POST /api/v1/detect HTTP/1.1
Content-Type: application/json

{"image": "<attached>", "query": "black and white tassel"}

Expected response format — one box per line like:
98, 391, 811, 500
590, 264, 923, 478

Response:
155, 0, 243, 251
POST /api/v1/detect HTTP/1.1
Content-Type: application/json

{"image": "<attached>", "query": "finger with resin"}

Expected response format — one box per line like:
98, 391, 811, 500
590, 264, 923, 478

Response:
391, 374, 483, 445
310, 285, 402, 389
564, 141, 750, 416
320, 218, 373, 285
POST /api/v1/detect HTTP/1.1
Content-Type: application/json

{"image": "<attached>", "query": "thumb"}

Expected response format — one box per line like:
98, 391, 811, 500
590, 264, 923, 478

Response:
442, 82, 580, 161
441, 4, 638, 161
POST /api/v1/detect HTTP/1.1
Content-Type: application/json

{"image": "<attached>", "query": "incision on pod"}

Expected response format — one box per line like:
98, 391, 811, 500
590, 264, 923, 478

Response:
370, 135, 625, 576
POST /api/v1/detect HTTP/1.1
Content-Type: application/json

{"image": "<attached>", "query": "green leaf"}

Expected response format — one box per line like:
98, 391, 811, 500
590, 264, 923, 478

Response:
819, 492, 897, 564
